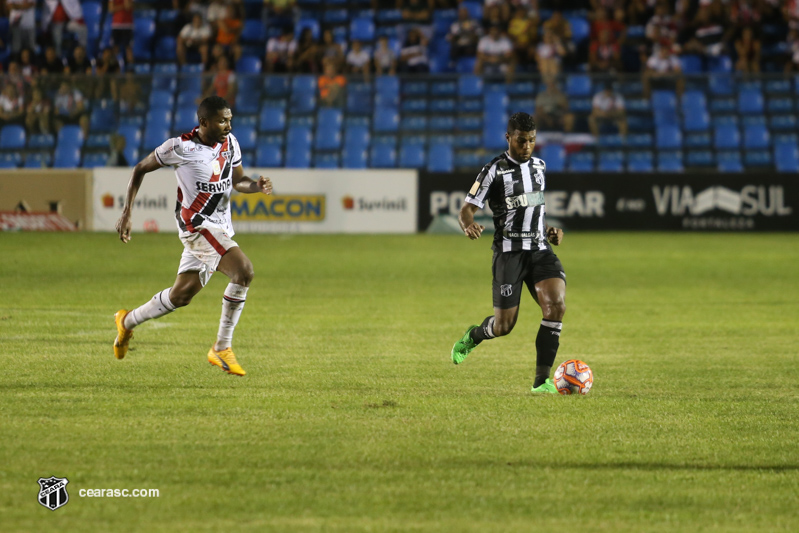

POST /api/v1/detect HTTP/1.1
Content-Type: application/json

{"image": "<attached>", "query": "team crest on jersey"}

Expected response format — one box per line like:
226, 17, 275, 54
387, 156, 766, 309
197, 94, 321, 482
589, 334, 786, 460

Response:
500, 284, 513, 297
222, 150, 231, 159
38, 476, 69, 511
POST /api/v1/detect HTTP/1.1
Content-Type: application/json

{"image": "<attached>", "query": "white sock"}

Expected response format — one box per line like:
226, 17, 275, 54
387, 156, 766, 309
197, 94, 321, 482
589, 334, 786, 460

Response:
216, 283, 248, 350
124, 288, 176, 329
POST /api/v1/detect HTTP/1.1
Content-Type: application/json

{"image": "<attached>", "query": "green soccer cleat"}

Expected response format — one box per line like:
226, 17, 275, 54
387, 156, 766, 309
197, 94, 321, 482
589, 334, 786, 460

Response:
451, 325, 479, 364
531, 378, 558, 394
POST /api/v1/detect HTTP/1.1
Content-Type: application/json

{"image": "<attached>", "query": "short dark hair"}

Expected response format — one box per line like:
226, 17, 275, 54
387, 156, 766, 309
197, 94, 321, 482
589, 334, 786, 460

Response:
507, 112, 535, 133
197, 96, 229, 121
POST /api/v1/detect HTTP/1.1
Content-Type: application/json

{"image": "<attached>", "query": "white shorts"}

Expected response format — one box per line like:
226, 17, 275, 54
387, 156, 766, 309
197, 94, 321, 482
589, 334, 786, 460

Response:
178, 227, 238, 286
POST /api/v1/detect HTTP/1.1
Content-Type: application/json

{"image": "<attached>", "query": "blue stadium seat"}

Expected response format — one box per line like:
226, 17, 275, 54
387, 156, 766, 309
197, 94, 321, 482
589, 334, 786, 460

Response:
540, 144, 566, 172
28, 134, 55, 149
142, 124, 170, 151
234, 125, 257, 151
569, 98, 592, 113
483, 123, 506, 151
567, 17, 590, 43
568, 152, 594, 172
155, 36, 177, 62
627, 151, 654, 172
427, 143, 453, 172
454, 150, 482, 169
286, 125, 312, 148
399, 143, 425, 168
402, 134, 427, 146
625, 98, 651, 113
651, 90, 677, 113
290, 92, 316, 115
707, 55, 732, 73
0, 125, 26, 150
598, 151, 624, 172
455, 57, 476, 74
738, 89, 764, 114
375, 75, 399, 102
717, 151, 743, 172
173, 106, 197, 132
765, 79, 792, 95
429, 98, 456, 113
373, 108, 399, 132
684, 110, 710, 132
461, 1, 482, 21
342, 145, 368, 168
507, 80, 535, 96
57, 125, 84, 149
744, 150, 772, 168
679, 54, 703, 74
264, 76, 291, 98
456, 115, 481, 131
292, 75, 317, 96
627, 133, 652, 148
657, 152, 684, 172
686, 150, 714, 167
83, 152, 109, 168
402, 98, 428, 113
708, 75, 735, 96
430, 80, 457, 97
484, 90, 508, 113
133, 18, 156, 61
236, 56, 262, 74
429, 116, 455, 130
458, 133, 480, 149
285, 145, 311, 168
117, 124, 142, 152
241, 19, 266, 44
86, 133, 111, 149
53, 146, 81, 168
565, 74, 592, 97
0, 153, 20, 168
744, 124, 770, 150
458, 75, 483, 98
314, 152, 340, 168
149, 90, 175, 110
370, 144, 397, 168
770, 114, 797, 132
24, 152, 52, 168
685, 132, 711, 148
372, 134, 397, 147
656, 125, 682, 150
681, 90, 707, 113
402, 80, 428, 97
344, 125, 370, 150
401, 115, 428, 131
256, 145, 283, 167
350, 17, 375, 42
775, 142, 799, 172
598, 134, 624, 148
767, 98, 794, 113
295, 18, 320, 40
314, 125, 342, 151
714, 125, 741, 149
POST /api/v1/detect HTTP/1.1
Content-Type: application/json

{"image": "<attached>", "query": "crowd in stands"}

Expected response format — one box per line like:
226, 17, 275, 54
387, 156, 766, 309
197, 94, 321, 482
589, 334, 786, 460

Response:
0, 0, 799, 170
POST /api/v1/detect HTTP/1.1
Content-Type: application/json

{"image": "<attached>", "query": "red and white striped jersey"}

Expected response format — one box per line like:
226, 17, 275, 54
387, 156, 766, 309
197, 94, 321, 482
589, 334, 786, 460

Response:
154, 128, 242, 236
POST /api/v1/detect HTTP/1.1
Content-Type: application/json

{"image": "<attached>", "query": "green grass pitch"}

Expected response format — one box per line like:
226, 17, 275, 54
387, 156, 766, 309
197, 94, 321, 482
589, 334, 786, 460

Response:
1, 232, 798, 532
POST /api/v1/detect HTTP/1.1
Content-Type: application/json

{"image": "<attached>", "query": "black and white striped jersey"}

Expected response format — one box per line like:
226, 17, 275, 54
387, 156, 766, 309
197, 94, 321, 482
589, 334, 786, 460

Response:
465, 151, 550, 253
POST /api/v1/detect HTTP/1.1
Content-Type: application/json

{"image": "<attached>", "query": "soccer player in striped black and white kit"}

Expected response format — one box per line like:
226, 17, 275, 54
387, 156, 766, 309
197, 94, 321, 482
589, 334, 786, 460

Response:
112, 96, 273, 376
451, 112, 567, 394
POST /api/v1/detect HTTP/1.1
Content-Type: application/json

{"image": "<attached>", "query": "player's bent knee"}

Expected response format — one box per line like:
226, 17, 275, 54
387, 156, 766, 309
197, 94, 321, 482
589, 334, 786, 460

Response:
542, 300, 566, 321
493, 320, 515, 337
170, 293, 193, 308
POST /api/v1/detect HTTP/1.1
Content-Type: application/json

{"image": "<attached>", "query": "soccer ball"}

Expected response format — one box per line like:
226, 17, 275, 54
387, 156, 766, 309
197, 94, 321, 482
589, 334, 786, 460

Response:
553, 359, 593, 395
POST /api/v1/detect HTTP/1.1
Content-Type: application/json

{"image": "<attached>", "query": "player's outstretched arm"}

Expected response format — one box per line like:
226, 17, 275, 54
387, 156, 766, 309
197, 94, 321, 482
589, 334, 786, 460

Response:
231, 165, 273, 195
116, 152, 163, 243
546, 226, 564, 245
459, 202, 485, 241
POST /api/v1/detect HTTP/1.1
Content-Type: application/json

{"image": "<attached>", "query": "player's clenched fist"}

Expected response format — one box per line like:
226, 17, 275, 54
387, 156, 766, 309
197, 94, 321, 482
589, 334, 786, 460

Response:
257, 176, 273, 195
547, 226, 563, 245
464, 222, 485, 240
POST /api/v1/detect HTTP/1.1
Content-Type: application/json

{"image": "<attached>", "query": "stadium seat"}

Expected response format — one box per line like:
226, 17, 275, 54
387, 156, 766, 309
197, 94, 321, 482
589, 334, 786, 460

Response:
86, 133, 111, 149
370, 144, 397, 168
402, 80, 428, 97
627, 151, 654, 172
656, 125, 682, 150
565, 75, 592, 97
707, 55, 732, 73
314, 152, 340, 168
401, 115, 428, 131
373, 108, 399, 132
427, 143, 453, 172
714, 125, 741, 150
765, 79, 792, 95
256, 144, 282, 167
314, 125, 342, 151
651, 90, 677, 113
686, 150, 714, 167
456, 115, 481, 131
233, 124, 256, 151
172, 106, 197, 133
375, 75, 399, 102
484, 89, 508, 113
429, 116, 455, 130
295, 18, 320, 40
399, 143, 425, 168
236, 56, 262, 74
744, 150, 772, 167
717, 151, 743, 172
28, 134, 55, 149
342, 145, 368, 168
460, 1, 482, 21
133, 18, 156, 61
344, 125, 371, 150
679, 54, 703, 74
708, 75, 735, 96
83, 152, 109, 168
458, 75, 483, 98
568, 152, 595, 172
241, 19, 266, 44
567, 17, 590, 43
402, 99, 428, 113
0, 153, 20, 168
154, 36, 177, 62
53, 146, 81, 168
681, 90, 707, 113
430, 81, 457, 97
149, 90, 175, 111
264, 76, 290, 98
767, 97, 794, 113
285, 145, 311, 168
569, 98, 592, 113
770, 114, 797, 132
24, 152, 52, 168
627, 133, 652, 148
775, 142, 799, 172
429, 98, 456, 113
683, 110, 710, 132
738, 89, 764, 114
57, 125, 85, 149
458, 133, 481, 149
483, 123, 507, 151
598, 151, 624, 172
350, 17, 375, 42
456, 57, 477, 74
657, 152, 684, 172
0, 125, 26, 150
117, 124, 143, 152
685, 132, 711, 148
540, 144, 565, 172
744, 124, 770, 150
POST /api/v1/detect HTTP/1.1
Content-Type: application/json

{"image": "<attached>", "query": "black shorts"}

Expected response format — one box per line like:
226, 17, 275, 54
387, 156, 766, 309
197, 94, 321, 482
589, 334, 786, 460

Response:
492, 250, 566, 309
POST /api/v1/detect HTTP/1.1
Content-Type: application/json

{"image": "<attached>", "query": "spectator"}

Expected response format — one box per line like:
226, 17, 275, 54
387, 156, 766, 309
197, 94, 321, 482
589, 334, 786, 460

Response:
42, 0, 88, 57
787, 29, 799, 73
202, 55, 237, 106
446, 6, 483, 61
18, 48, 38, 81
265, 26, 294, 73
373, 35, 398, 76
507, 6, 538, 68
589, 84, 626, 137
106, 134, 129, 167
0, 84, 26, 128
536, 27, 566, 80
317, 58, 346, 107
346, 40, 372, 81
399, 0, 433, 41
205, 43, 232, 72
484, 0, 511, 25
318, 29, 345, 72
475, 23, 515, 80
66, 44, 92, 75
591, 7, 624, 44
4, 61, 29, 99
292, 27, 320, 73
53, 80, 89, 136
39, 46, 66, 75
174, 0, 207, 29
94, 47, 121, 99
785, 0, 799, 31
178, 13, 213, 65
680, 5, 727, 59
263, 0, 297, 30
7, 0, 37, 55
399, 27, 430, 73
117, 72, 144, 114
215, 3, 243, 62
589, 28, 620, 73
542, 10, 573, 54
107, 0, 134, 54
645, 2, 678, 44
25, 87, 52, 134
207, 0, 229, 28
734, 26, 760, 73
535, 80, 574, 133
642, 43, 683, 97
626, 0, 653, 27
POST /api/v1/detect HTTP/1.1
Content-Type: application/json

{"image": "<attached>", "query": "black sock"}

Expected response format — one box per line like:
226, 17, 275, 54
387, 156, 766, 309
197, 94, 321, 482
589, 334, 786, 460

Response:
469, 316, 496, 344
534, 319, 562, 386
